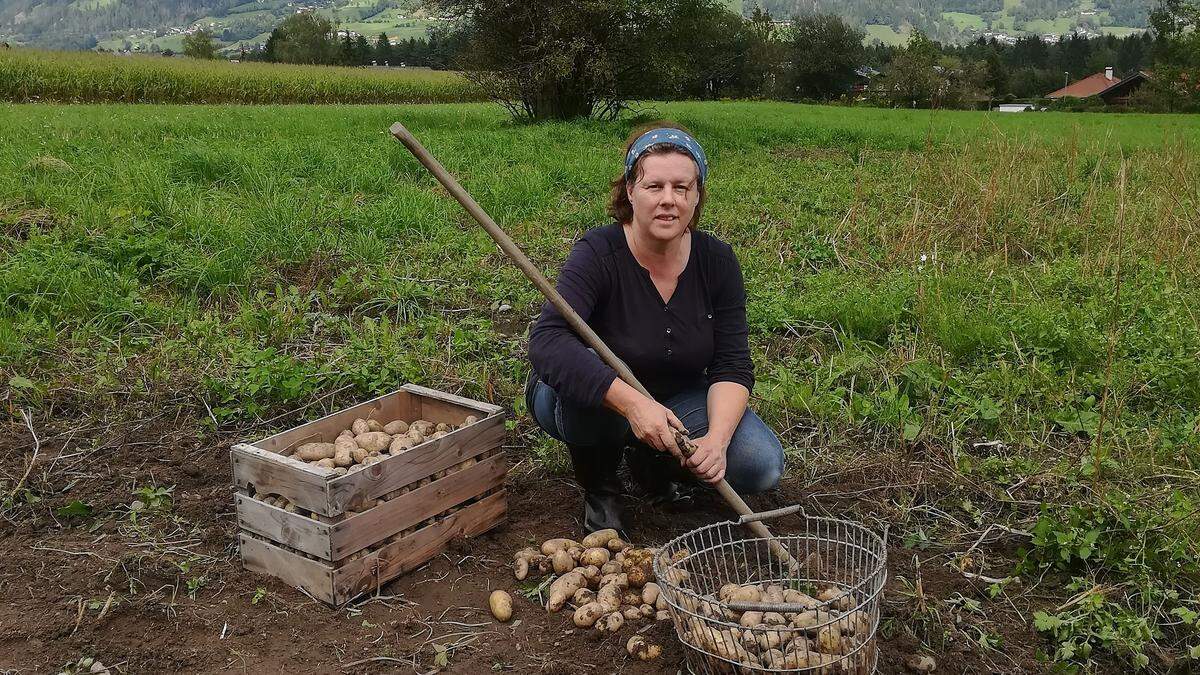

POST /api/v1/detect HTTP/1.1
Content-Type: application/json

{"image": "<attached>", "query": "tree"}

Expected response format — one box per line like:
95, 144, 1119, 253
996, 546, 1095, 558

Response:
442, 0, 737, 121
353, 35, 373, 65
375, 32, 394, 65
263, 27, 281, 62
984, 49, 1008, 97
271, 12, 338, 65
782, 13, 865, 100
182, 29, 217, 60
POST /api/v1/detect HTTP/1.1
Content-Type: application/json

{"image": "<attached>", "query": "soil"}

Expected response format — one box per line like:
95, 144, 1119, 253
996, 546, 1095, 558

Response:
0, 414, 1052, 675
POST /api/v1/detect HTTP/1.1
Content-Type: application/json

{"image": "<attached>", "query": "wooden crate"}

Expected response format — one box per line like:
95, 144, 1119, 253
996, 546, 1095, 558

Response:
231, 383, 507, 606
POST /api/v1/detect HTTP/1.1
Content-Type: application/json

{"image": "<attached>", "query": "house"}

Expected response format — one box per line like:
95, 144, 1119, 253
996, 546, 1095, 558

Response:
1045, 67, 1150, 104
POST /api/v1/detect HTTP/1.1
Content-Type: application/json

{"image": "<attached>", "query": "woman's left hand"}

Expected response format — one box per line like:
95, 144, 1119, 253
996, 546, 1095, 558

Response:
684, 434, 728, 484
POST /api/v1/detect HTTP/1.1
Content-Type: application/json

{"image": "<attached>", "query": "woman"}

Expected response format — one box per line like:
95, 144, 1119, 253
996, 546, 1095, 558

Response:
526, 124, 784, 537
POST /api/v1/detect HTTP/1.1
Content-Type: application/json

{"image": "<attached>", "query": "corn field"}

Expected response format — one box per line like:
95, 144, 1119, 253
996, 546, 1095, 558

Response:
0, 48, 486, 104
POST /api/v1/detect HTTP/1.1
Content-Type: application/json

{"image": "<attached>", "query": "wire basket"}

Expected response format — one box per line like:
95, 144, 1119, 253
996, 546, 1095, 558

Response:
653, 505, 887, 674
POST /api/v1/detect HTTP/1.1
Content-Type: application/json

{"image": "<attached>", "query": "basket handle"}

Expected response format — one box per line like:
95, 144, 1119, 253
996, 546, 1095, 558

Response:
726, 599, 833, 614
737, 504, 802, 524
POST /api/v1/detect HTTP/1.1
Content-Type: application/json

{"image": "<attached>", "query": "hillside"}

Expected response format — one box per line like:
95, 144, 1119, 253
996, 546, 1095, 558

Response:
0, 0, 1150, 51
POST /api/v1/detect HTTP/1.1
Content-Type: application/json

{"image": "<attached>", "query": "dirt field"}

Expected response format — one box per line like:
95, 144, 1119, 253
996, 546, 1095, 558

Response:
0, 409, 1059, 675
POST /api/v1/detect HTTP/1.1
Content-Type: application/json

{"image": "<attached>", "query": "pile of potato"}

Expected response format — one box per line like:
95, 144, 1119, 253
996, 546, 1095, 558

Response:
284, 415, 478, 475
674, 581, 871, 673
501, 528, 670, 661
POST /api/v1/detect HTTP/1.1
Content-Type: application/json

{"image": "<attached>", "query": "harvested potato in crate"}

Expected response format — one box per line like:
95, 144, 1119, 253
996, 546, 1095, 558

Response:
231, 383, 507, 606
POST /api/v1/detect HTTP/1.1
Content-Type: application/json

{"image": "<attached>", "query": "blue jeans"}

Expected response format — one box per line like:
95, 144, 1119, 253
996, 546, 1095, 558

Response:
527, 379, 785, 494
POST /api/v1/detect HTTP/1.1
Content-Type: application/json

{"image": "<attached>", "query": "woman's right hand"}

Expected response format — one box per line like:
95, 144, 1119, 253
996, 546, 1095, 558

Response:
625, 395, 689, 460
605, 379, 688, 460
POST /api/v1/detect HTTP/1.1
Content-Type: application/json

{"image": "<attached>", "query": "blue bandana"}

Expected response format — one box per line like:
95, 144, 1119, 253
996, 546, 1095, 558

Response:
624, 128, 708, 186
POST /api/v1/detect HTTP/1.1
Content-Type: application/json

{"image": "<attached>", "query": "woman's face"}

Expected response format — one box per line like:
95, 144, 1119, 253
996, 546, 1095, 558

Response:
626, 152, 700, 243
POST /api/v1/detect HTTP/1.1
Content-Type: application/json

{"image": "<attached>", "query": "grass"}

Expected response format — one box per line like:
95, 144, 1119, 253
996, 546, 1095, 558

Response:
942, 12, 986, 31
864, 24, 910, 46
0, 48, 484, 104
1, 100, 1199, 669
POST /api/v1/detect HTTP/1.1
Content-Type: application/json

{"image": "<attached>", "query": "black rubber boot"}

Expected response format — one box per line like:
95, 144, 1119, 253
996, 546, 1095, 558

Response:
625, 444, 696, 507
567, 443, 628, 539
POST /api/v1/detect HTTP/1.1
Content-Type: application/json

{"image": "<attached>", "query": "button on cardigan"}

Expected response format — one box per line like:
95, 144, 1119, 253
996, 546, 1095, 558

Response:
528, 223, 754, 408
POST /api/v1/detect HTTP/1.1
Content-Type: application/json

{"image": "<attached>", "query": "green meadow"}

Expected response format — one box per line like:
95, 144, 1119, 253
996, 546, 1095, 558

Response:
2, 101, 1198, 667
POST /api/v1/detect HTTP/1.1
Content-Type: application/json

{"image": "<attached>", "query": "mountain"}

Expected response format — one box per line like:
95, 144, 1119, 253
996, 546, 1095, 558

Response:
0, 0, 1150, 51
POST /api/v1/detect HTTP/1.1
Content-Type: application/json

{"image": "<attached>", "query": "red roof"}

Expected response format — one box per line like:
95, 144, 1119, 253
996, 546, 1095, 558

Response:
1046, 70, 1118, 99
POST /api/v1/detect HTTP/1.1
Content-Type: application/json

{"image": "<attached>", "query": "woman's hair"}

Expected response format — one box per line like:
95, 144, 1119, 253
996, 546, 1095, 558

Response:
607, 122, 707, 230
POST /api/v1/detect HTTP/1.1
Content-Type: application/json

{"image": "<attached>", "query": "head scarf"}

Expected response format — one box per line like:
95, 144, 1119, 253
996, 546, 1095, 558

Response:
624, 128, 708, 186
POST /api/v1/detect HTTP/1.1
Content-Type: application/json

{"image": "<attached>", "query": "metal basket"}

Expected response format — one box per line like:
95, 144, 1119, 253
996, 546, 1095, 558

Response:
653, 505, 887, 674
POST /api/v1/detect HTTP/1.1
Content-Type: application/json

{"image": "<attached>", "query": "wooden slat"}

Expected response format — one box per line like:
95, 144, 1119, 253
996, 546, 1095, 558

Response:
235, 493, 334, 560
239, 532, 336, 605
327, 414, 504, 512
328, 454, 507, 560
331, 491, 507, 605
252, 390, 418, 454
401, 383, 503, 415
230, 444, 334, 516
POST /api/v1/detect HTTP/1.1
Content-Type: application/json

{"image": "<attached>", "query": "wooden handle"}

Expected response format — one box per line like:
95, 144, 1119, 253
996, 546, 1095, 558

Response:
388, 121, 799, 571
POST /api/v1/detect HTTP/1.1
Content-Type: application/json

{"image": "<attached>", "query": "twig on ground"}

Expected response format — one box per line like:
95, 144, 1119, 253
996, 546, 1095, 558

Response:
10, 409, 40, 498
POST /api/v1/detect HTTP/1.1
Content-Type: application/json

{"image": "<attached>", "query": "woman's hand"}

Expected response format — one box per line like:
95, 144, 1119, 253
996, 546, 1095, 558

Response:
684, 434, 728, 484
623, 395, 689, 459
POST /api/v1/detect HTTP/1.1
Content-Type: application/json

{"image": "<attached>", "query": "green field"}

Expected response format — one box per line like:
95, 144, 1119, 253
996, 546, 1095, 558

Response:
2, 100, 1198, 667
0, 48, 484, 104
863, 23, 909, 45
942, 11, 985, 31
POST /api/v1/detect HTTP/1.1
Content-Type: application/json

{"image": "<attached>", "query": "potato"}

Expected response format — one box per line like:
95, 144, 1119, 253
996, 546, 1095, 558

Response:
540, 538, 580, 556
816, 625, 842, 653
839, 609, 871, 636
574, 565, 600, 587
435, 422, 451, 433
513, 558, 530, 581
626, 635, 662, 661
388, 436, 414, 455
783, 589, 821, 609
431, 431, 447, 440
573, 602, 606, 628
456, 457, 478, 471
639, 603, 655, 619
366, 419, 385, 432
314, 458, 336, 469
817, 586, 852, 611
599, 572, 627, 588
641, 582, 661, 606
600, 561, 622, 576
596, 612, 624, 633
764, 584, 785, 604
411, 420, 435, 435
791, 609, 836, 631
621, 548, 655, 588
464, 415, 479, 425
580, 547, 610, 566
295, 442, 336, 461
407, 427, 426, 443
655, 593, 668, 611
573, 588, 596, 605
547, 571, 586, 611
606, 538, 628, 553
355, 432, 391, 453
513, 547, 540, 561
622, 606, 641, 620
621, 590, 642, 606
764, 611, 787, 626
361, 455, 381, 466
762, 648, 786, 670
656, 609, 670, 621
581, 528, 619, 549
488, 590, 513, 622
757, 625, 785, 651
739, 611, 764, 628
350, 447, 369, 464
596, 582, 623, 612
333, 439, 355, 467
551, 550, 574, 575
351, 418, 370, 435
383, 419, 409, 435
